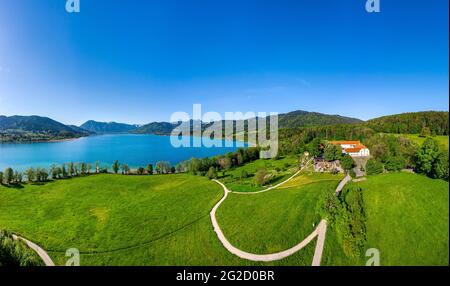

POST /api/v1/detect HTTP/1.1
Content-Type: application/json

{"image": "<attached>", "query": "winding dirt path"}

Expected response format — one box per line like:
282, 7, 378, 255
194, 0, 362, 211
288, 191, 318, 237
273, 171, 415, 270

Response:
211, 179, 327, 263
12, 234, 55, 266
210, 159, 351, 265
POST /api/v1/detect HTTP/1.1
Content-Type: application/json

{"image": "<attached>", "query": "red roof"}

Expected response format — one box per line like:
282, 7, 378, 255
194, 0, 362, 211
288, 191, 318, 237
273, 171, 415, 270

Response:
329, 140, 361, 145
330, 140, 368, 152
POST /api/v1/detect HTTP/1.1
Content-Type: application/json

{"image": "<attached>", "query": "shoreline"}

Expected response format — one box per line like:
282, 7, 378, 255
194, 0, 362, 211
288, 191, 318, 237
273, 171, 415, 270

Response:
0, 136, 83, 145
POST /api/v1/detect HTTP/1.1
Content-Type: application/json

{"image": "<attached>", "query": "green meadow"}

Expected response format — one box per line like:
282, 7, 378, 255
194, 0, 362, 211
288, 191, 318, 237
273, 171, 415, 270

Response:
322, 172, 449, 266
219, 155, 299, 192
389, 133, 449, 150
0, 173, 315, 266
0, 167, 448, 266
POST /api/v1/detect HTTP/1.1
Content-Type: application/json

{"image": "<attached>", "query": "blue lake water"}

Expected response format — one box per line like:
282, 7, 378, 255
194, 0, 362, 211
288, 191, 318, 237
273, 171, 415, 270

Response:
0, 134, 243, 171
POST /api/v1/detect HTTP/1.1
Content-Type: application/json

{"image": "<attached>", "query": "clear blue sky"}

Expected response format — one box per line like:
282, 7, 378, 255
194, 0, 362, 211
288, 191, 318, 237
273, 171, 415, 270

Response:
0, 0, 448, 125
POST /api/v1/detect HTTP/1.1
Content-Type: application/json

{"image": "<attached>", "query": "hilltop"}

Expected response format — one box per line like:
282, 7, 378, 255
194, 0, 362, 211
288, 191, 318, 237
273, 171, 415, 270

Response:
80, 120, 139, 134
0, 115, 91, 143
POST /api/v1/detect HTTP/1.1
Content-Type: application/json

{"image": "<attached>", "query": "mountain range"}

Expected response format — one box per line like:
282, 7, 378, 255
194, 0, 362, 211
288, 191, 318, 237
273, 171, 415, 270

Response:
0, 110, 448, 143
80, 120, 140, 134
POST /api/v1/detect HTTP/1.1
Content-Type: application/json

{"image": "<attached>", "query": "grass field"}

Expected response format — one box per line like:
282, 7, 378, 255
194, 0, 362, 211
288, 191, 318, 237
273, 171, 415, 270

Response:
389, 133, 449, 150
1, 169, 447, 266
277, 172, 344, 189
216, 179, 342, 254
0, 173, 315, 266
322, 172, 449, 266
220, 155, 299, 192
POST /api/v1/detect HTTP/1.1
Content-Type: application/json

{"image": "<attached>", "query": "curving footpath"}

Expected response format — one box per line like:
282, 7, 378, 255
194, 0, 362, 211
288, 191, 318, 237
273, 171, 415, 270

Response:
210, 158, 350, 266
12, 234, 55, 266
211, 179, 327, 264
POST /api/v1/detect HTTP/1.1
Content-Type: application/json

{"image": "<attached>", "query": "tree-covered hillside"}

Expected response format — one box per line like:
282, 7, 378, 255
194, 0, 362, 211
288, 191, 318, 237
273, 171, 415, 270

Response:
278, 110, 362, 128
80, 120, 138, 134
366, 111, 449, 135
132, 122, 179, 135
0, 115, 91, 143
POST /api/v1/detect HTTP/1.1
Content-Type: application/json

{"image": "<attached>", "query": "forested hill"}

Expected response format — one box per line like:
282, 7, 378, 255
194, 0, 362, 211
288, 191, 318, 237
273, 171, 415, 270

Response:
80, 120, 139, 134
278, 110, 362, 128
366, 111, 449, 135
132, 110, 363, 135
0, 115, 91, 143
132, 122, 179, 135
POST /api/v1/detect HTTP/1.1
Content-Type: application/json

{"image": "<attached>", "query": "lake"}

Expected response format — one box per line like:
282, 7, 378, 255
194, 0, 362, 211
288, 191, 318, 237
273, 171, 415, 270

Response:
0, 134, 243, 171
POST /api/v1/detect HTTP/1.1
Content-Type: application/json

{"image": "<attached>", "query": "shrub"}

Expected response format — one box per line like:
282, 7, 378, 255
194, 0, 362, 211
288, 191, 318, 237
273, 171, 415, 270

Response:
0, 230, 44, 266
366, 159, 384, 175
254, 169, 269, 186
206, 167, 216, 179
341, 155, 355, 171
385, 156, 406, 172
324, 144, 342, 162
318, 186, 367, 258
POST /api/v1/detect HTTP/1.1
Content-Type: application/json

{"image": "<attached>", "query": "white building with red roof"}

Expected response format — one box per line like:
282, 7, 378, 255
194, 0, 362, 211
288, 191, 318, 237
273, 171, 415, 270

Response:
329, 140, 370, 157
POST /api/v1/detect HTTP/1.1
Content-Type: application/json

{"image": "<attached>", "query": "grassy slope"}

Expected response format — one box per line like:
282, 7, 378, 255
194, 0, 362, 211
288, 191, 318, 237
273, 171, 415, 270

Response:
0, 174, 313, 266
322, 173, 449, 266
1, 169, 447, 266
220, 156, 299, 192
390, 133, 449, 150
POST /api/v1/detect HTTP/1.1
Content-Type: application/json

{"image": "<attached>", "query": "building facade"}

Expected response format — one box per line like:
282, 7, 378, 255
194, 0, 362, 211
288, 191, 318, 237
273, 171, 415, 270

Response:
329, 140, 370, 157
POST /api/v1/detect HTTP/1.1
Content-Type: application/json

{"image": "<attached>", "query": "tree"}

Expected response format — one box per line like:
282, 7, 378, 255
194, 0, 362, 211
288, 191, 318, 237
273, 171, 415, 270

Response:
206, 167, 217, 179
61, 164, 68, 178
188, 158, 201, 174
385, 156, 406, 172
146, 164, 153, 175
3, 168, 14, 185
0, 172, 3, 185
365, 159, 384, 175
416, 138, 440, 177
236, 152, 244, 166
87, 164, 92, 174
137, 167, 145, 175
14, 171, 22, 184
419, 127, 431, 138
74, 163, 80, 176
26, 168, 36, 183
171, 166, 176, 174
35, 168, 48, 182
81, 163, 87, 175
307, 137, 322, 157
50, 165, 58, 179
218, 156, 232, 171
324, 144, 342, 162
113, 160, 120, 174
68, 162, 75, 177
121, 163, 130, 175
95, 161, 100, 173
254, 169, 269, 186
156, 161, 171, 174
341, 155, 355, 171
433, 151, 449, 181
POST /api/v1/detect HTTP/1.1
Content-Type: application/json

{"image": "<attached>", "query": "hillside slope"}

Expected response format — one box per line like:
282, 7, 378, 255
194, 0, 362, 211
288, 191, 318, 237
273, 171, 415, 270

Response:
133, 110, 363, 135
0, 115, 91, 143
80, 120, 138, 134
366, 111, 449, 135
278, 110, 362, 128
